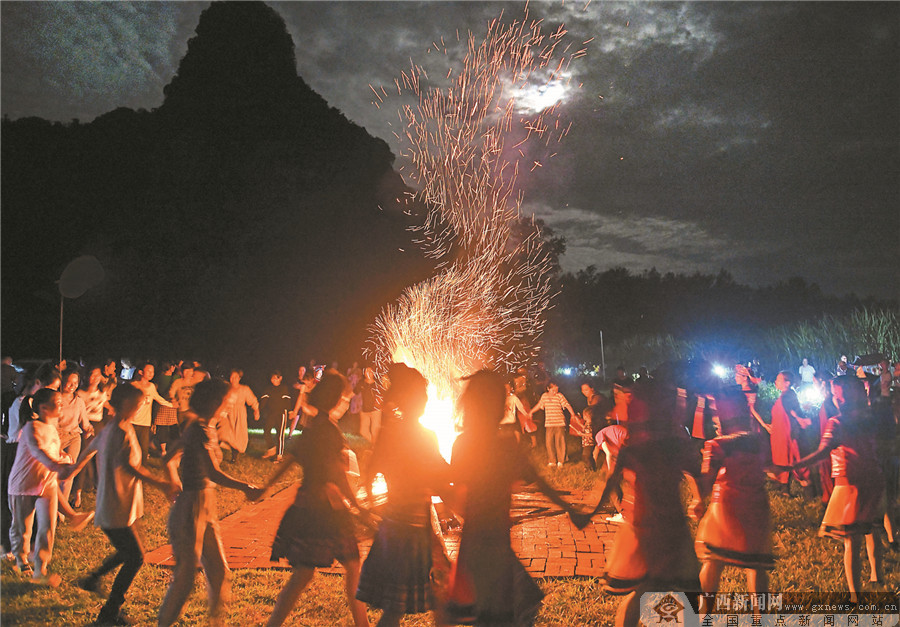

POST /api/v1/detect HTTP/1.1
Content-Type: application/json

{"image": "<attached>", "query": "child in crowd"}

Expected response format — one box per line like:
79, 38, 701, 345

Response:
500, 381, 526, 443
7, 388, 84, 586
693, 387, 774, 615
356, 363, 452, 627
445, 370, 586, 627
71, 384, 179, 626
528, 381, 575, 468
261, 371, 372, 627
157, 379, 262, 627
596, 423, 627, 523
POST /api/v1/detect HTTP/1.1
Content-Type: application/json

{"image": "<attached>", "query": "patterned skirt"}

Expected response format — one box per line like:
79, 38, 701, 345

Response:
155, 406, 178, 427
356, 512, 434, 614
271, 487, 359, 569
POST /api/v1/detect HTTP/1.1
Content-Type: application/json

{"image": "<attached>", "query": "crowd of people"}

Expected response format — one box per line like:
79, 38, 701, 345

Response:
0, 353, 897, 626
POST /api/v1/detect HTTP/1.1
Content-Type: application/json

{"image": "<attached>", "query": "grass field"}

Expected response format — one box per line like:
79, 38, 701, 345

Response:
2, 433, 898, 626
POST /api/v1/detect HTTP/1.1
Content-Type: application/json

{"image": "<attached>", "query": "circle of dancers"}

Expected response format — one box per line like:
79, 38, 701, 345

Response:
1, 356, 897, 626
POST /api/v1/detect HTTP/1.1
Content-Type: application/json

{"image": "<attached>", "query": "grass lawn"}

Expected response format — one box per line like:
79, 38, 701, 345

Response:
2, 433, 898, 626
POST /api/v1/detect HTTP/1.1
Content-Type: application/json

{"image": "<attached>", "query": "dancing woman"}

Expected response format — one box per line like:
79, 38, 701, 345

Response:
261, 371, 372, 627
446, 370, 584, 627
356, 363, 452, 626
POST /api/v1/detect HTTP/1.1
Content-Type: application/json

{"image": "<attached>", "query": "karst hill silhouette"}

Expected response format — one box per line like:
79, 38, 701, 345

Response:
1, 1, 430, 377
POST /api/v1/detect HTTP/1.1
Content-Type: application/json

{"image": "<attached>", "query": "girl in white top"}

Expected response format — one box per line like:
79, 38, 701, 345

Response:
131, 362, 174, 461
7, 388, 79, 584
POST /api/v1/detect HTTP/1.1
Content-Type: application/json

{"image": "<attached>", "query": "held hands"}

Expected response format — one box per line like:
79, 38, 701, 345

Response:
164, 480, 182, 503
568, 510, 593, 531
57, 462, 77, 480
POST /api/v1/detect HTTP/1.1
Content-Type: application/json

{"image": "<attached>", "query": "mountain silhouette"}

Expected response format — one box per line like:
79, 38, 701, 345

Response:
1, 1, 429, 379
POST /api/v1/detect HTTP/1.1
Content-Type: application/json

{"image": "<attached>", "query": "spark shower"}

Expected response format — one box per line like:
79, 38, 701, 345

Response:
367, 5, 590, 457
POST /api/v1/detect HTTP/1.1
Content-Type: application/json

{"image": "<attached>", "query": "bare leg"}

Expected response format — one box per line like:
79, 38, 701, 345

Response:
844, 536, 862, 603
699, 560, 725, 614
615, 586, 644, 627
864, 532, 883, 584
267, 567, 316, 627
339, 558, 370, 627
746, 569, 768, 613
883, 512, 895, 544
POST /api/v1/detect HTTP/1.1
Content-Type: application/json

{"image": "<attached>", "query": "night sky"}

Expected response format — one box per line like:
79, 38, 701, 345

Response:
2, 1, 898, 300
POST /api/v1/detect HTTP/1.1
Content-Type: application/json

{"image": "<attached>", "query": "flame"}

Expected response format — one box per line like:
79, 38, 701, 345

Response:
418, 384, 458, 461
392, 346, 462, 461
371, 472, 388, 497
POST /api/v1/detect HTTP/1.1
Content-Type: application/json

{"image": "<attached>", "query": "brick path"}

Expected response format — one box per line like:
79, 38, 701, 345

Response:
145, 483, 618, 577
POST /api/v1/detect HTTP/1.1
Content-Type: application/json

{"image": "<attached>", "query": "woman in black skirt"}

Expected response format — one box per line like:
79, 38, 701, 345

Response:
356, 363, 452, 626
260, 371, 373, 627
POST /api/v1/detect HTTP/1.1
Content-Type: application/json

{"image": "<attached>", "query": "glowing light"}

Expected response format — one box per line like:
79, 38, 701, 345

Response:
712, 364, 729, 379
371, 473, 388, 497
798, 386, 825, 407
367, 6, 588, 460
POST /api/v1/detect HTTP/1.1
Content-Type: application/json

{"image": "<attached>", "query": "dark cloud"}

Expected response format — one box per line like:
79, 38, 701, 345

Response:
2, 1, 897, 299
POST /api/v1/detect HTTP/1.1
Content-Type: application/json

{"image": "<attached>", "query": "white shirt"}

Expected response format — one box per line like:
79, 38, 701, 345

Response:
502, 394, 525, 425
7, 395, 26, 443
94, 423, 144, 528
8, 420, 67, 496
78, 388, 108, 423
799, 364, 816, 384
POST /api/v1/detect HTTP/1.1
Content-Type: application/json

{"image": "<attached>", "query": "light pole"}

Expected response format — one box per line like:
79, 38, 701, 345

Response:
57, 256, 105, 362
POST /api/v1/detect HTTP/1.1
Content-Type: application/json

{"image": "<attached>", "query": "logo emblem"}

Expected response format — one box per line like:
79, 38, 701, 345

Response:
652, 593, 685, 623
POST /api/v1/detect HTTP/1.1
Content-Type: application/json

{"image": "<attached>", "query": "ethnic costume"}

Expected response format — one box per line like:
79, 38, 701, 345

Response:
695, 433, 775, 570
818, 414, 885, 538
271, 415, 359, 568
769, 389, 810, 486
602, 436, 701, 595
356, 420, 449, 615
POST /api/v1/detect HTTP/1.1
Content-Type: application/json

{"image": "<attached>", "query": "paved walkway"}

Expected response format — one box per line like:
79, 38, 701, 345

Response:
145, 483, 617, 578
